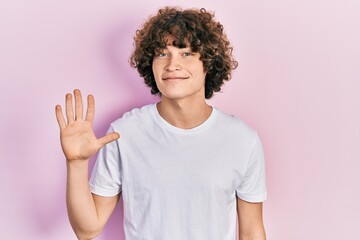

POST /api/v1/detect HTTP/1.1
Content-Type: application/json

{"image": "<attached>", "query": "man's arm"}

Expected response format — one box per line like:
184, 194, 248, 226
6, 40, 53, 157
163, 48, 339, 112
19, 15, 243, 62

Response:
66, 160, 120, 239
237, 197, 266, 240
55, 89, 121, 239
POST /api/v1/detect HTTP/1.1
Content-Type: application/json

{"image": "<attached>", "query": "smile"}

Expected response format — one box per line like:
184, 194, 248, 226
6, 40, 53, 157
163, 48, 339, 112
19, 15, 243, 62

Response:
162, 77, 189, 81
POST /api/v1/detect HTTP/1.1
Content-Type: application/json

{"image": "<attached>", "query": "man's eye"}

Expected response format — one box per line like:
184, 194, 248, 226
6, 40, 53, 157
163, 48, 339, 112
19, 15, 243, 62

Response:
158, 53, 167, 57
183, 52, 193, 56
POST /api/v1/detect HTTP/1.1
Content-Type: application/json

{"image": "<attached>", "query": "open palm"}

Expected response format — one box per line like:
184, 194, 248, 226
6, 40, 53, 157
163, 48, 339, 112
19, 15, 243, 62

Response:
55, 89, 120, 161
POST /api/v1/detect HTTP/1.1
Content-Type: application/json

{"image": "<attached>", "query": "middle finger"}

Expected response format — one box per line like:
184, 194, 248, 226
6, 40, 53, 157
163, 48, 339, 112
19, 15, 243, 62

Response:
74, 89, 83, 120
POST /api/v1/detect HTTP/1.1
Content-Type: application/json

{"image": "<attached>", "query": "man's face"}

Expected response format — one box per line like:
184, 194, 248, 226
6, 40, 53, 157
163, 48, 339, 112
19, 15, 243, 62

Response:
152, 35, 207, 101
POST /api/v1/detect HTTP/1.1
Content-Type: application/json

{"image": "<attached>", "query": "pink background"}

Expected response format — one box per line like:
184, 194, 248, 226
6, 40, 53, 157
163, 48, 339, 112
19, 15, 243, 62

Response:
1, 0, 359, 239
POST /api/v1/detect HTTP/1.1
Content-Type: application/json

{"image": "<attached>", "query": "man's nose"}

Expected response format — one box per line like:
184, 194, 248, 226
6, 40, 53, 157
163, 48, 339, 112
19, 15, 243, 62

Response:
165, 56, 181, 71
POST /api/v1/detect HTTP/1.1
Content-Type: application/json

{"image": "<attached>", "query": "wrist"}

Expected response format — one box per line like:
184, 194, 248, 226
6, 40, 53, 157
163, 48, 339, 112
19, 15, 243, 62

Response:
66, 159, 89, 167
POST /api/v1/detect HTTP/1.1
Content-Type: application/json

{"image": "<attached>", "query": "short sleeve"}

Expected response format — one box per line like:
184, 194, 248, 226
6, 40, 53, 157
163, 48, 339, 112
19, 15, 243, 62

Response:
89, 126, 122, 197
236, 134, 267, 202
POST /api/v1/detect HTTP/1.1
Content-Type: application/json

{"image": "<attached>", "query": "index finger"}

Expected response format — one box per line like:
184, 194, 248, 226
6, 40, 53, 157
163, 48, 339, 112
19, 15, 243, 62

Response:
85, 94, 95, 122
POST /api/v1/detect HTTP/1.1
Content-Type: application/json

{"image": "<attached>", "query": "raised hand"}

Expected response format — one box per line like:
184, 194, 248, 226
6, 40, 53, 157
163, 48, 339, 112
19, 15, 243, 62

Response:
55, 89, 120, 161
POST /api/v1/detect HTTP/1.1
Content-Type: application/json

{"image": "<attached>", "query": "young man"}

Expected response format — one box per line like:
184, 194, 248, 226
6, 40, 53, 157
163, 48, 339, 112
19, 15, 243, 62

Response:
55, 7, 267, 240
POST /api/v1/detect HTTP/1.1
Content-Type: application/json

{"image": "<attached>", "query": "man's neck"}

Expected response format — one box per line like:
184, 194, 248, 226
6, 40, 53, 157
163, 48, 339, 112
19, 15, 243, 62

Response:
156, 97, 212, 130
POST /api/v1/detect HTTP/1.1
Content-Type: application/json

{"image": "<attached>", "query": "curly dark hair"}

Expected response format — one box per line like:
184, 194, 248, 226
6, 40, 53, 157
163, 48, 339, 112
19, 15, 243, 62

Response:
129, 6, 238, 99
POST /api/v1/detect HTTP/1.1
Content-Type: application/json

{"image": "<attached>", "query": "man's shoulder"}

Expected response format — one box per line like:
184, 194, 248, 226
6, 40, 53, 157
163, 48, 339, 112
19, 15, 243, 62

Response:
110, 103, 155, 129
215, 108, 258, 138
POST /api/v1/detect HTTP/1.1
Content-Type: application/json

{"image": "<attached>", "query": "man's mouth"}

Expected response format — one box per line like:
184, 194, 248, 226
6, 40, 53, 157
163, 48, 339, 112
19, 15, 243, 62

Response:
162, 77, 189, 80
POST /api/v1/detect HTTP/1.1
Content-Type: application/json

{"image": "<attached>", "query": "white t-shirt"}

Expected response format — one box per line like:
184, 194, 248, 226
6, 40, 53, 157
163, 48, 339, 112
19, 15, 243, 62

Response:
89, 103, 267, 240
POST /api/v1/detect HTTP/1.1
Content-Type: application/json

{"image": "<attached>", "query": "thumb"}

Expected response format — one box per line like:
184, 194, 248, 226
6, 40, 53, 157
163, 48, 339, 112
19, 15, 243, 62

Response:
98, 132, 120, 147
